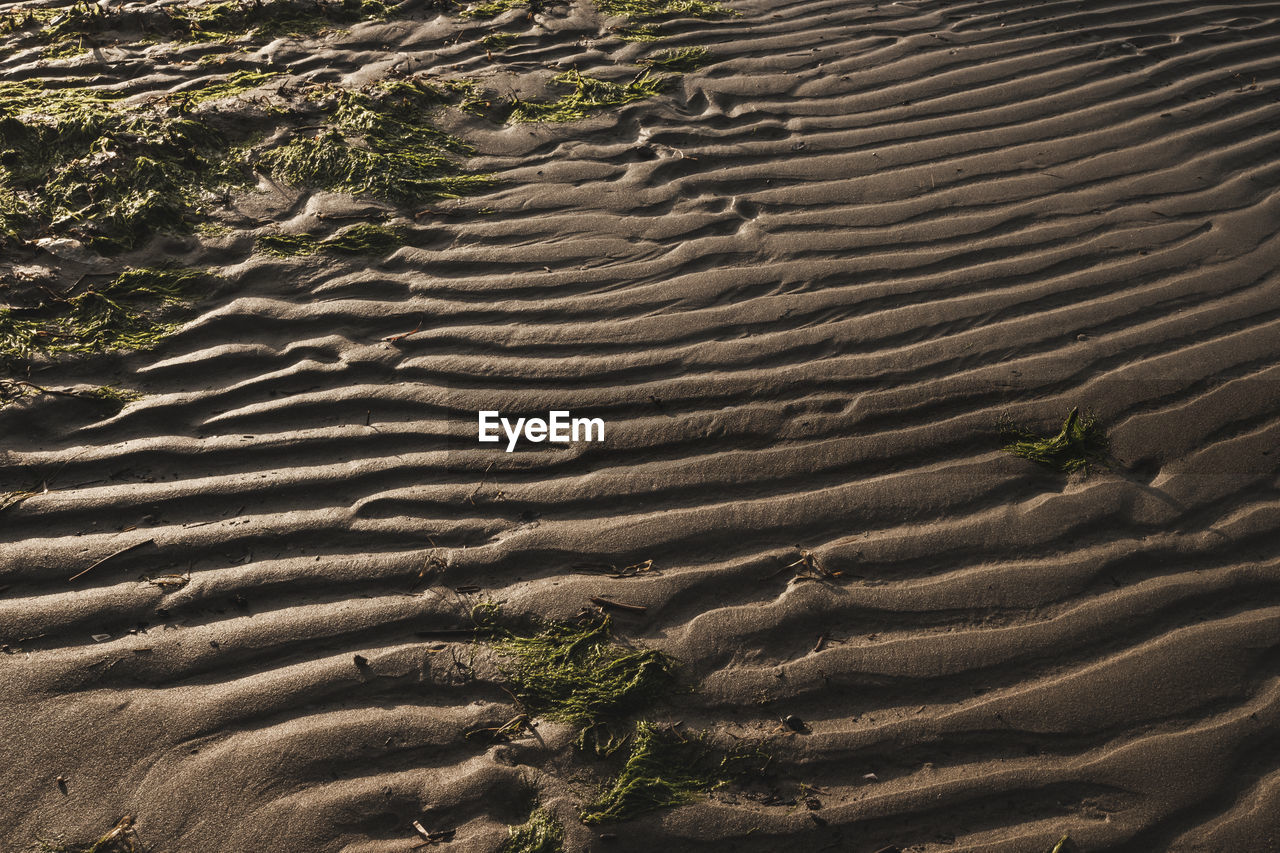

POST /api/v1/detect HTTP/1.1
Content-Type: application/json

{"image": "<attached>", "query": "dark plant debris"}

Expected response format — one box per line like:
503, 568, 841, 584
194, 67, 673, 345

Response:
257, 222, 406, 256
500, 806, 564, 853
640, 45, 710, 71
0, 81, 237, 253
580, 722, 767, 824
488, 610, 675, 749
35, 815, 138, 853
507, 70, 667, 123
257, 78, 492, 203
0, 267, 209, 365
1002, 407, 1109, 474
597, 0, 736, 21
1, 0, 397, 58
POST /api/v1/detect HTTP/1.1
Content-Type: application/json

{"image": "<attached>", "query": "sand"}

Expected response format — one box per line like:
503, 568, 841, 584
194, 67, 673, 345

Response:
2, 0, 1280, 850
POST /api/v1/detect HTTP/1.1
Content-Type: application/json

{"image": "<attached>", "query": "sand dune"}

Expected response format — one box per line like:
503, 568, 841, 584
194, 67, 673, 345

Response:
2, 0, 1279, 849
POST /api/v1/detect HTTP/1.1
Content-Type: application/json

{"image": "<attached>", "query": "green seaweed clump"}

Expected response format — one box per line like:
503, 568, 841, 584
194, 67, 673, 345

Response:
0, 267, 205, 364
11, 0, 396, 56
615, 22, 662, 40
0, 80, 233, 253
481, 31, 519, 49
460, 0, 527, 18
257, 78, 491, 203
83, 385, 143, 406
508, 70, 667, 123
596, 0, 735, 19
257, 232, 321, 256
170, 70, 281, 107
500, 807, 563, 853
580, 722, 724, 824
1002, 407, 1109, 474
492, 615, 675, 736
258, 223, 405, 256
640, 45, 710, 71
323, 222, 405, 254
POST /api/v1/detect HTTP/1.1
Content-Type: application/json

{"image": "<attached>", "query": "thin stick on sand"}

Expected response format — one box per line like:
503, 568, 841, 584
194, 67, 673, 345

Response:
68, 539, 155, 583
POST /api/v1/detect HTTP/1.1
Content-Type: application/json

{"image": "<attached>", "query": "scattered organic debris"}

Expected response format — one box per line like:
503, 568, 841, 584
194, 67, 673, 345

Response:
0, 378, 39, 406
614, 22, 662, 40
257, 78, 491, 203
507, 70, 667, 123
2, 0, 396, 58
0, 483, 46, 512
460, 0, 527, 18
572, 559, 656, 579
0, 81, 233, 253
257, 223, 405, 256
464, 712, 535, 744
0, 267, 208, 364
489, 611, 675, 745
500, 806, 563, 853
764, 546, 839, 583
779, 714, 808, 733
640, 45, 710, 71
81, 386, 144, 407
589, 596, 647, 615
145, 572, 190, 590
411, 820, 456, 844
580, 722, 764, 824
0, 381, 152, 415
35, 815, 139, 853
168, 70, 281, 108
1002, 407, 1109, 474
481, 31, 519, 49
596, 0, 736, 20
69, 538, 155, 583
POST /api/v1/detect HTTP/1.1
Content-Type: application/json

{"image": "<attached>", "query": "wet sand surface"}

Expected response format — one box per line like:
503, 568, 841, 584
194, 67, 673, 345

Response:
3, 0, 1280, 850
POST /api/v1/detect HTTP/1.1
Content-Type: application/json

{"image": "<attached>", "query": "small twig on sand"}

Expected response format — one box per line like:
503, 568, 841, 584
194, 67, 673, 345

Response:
590, 596, 647, 615
69, 539, 155, 583
465, 461, 496, 506
381, 320, 422, 343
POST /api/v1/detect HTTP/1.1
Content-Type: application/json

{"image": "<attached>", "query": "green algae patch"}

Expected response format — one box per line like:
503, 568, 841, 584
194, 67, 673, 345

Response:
481, 31, 520, 49
1002, 407, 1110, 474
508, 70, 667, 123
170, 70, 281, 107
257, 79, 492, 203
0, 267, 208, 364
0, 80, 234, 253
580, 722, 737, 824
323, 222, 405, 254
615, 22, 662, 40
257, 223, 405, 256
491, 615, 675, 736
6, 0, 397, 56
82, 385, 144, 407
500, 807, 564, 853
640, 45, 709, 71
257, 232, 322, 256
460, 0, 527, 19
597, 0, 736, 19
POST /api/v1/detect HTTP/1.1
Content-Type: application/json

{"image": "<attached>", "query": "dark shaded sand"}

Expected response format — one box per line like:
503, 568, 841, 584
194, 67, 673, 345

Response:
3, 0, 1280, 850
